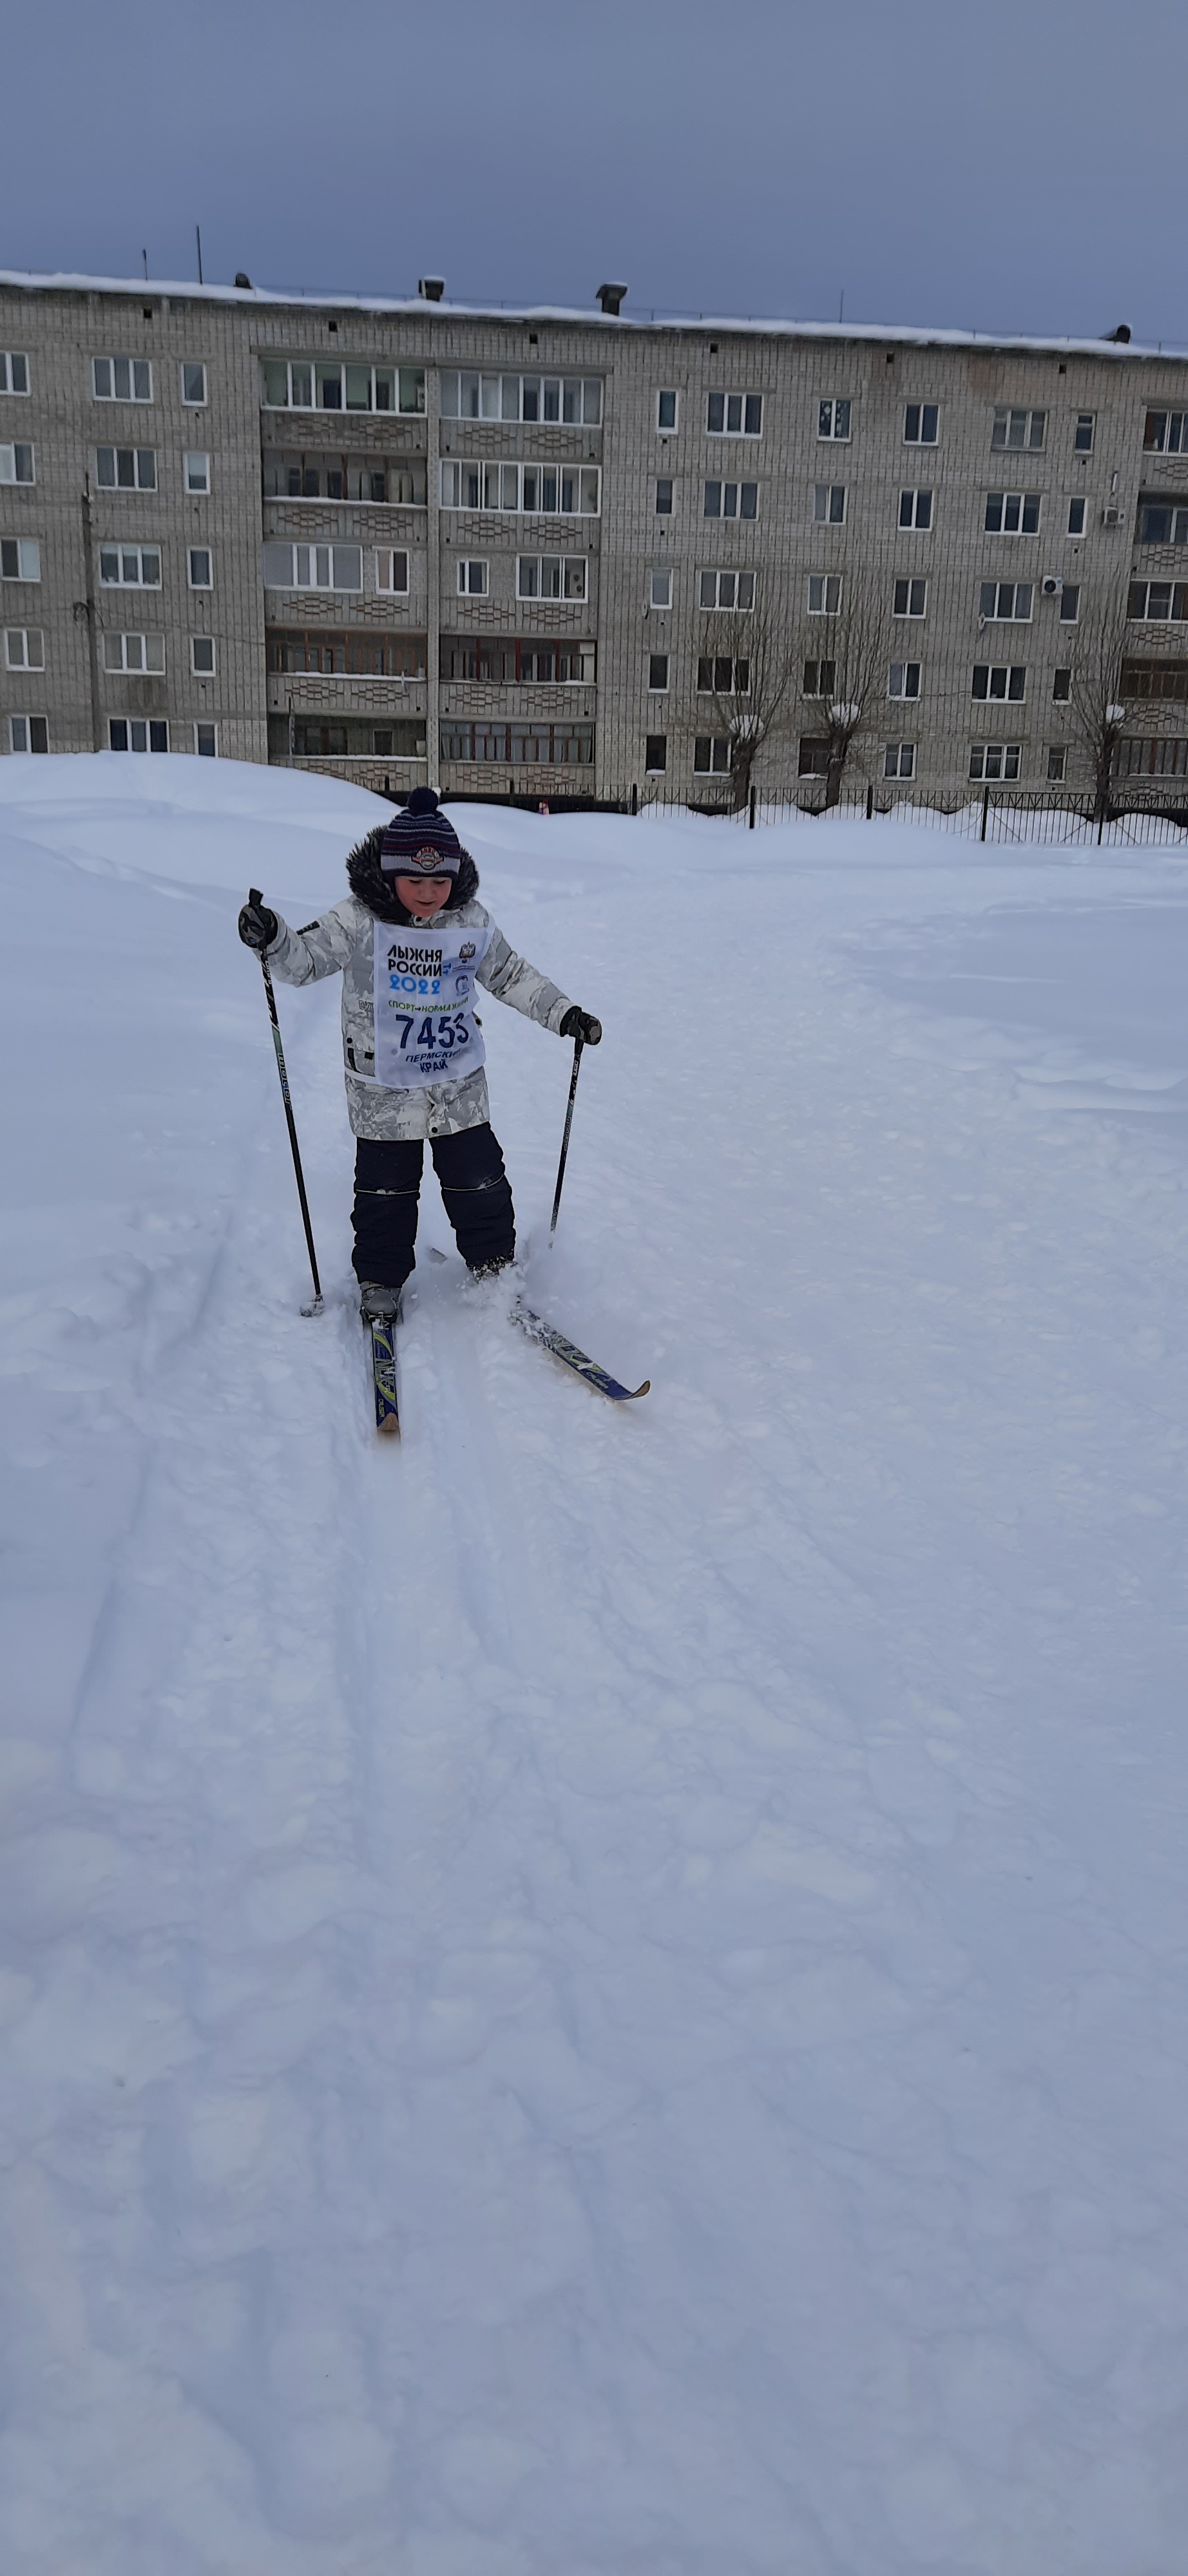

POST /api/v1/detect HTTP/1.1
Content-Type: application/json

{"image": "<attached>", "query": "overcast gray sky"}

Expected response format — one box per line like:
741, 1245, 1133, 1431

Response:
5, 0, 1185, 345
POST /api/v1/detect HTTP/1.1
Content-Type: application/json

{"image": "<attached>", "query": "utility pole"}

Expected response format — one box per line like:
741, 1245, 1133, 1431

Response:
425, 368, 441, 790
79, 476, 103, 750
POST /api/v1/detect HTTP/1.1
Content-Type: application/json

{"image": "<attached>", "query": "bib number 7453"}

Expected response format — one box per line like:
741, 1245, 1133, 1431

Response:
390, 1011, 471, 1054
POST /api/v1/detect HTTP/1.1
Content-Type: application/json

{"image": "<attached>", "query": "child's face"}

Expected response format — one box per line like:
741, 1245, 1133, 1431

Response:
396, 873, 452, 921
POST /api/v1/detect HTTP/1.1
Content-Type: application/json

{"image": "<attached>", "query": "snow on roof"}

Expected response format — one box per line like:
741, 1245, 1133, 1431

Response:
1, 265, 1185, 366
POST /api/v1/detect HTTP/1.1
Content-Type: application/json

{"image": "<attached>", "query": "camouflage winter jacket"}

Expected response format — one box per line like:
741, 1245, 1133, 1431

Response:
262, 824, 573, 1141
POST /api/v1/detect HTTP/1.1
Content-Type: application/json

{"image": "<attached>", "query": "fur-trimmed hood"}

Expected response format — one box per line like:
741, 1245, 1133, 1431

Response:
345, 822, 481, 925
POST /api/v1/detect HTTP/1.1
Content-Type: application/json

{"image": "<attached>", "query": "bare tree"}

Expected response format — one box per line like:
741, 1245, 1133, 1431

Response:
1067, 591, 1133, 821
686, 588, 800, 812
796, 566, 887, 807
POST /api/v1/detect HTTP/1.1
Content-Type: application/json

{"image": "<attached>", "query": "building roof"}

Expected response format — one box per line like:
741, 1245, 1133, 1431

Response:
1, 267, 1185, 366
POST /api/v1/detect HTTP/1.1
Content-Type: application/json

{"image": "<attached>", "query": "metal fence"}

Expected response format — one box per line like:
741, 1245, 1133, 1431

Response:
416, 781, 1188, 847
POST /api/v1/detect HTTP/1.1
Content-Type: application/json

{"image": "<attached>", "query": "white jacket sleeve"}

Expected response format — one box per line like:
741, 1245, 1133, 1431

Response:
265, 900, 359, 986
477, 920, 571, 1032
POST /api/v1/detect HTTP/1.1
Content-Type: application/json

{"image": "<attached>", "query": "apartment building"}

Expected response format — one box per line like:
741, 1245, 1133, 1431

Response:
3, 267, 1188, 804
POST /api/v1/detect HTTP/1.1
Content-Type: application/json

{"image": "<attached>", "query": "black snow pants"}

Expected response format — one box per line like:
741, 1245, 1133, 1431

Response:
351, 1124, 515, 1290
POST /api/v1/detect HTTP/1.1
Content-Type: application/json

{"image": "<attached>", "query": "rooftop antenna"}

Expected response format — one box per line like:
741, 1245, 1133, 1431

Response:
142, 248, 148, 281
196, 225, 204, 286
839, 288, 845, 325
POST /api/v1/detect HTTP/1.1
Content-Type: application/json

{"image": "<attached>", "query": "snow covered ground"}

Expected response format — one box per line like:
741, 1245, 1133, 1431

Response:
3, 755, 1188, 2575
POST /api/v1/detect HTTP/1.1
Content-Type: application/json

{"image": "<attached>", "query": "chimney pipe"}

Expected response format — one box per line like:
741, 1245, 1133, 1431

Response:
597, 281, 628, 317
418, 277, 445, 303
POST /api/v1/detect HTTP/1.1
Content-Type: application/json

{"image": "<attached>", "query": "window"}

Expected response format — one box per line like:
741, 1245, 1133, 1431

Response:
181, 363, 207, 406
284, 717, 427, 759
195, 723, 218, 757
3, 627, 43, 668
648, 653, 669, 690
992, 407, 1045, 451
439, 372, 601, 424
437, 722, 593, 764
269, 629, 427, 677
1067, 497, 1087, 536
1138, 500, 1188, 544
185, 451, 210, 494
0, 444, 34, 485
439, 459, 600, 516
1128, 580, 1188, 622
1047, 746, 1067, 781
707, 391, 763, 437
92, 355, 152, 402
818, 399, 851, 440
808, 574, 841, 614
813, 484, 846, 524
98, 544, 160, 588
1, 538, 41, 582
798, 739, 830, 777
656, 390, 678, 431
1144, 412, 1188, 455
899, 488, 933, 529
884, 742, 915, 779
969, 743, 1021, 781
188, 548, 211, 588
1052, 667, 1071, 701
376, 549, 410, 593
645, 734, 667, 772
456, 558, 488, 595
1120, 659, 1188, 701
984, 491, 1040, 535
651, 569, 673, 609
694, 737, 731, 774
103, 632, 165, 673
699, 569, 754, 611
441, 638, 594, 684
191, 636, 215, 674
96, 446, 156, 491
704, 480, 757, 519
979, 581, 1032, 621
261, 359, 425, 415
109, 717, 169, 751
1116, 735, 1188, 779
894, 577, 927, 617
9, 714, 48, 752
261, 541, 362, 591
888, 661, 921, 699
903, 402, 938, 445
697, 655, 749, 694
0, 354, 30, 395
1059, 584, 1080, 622
972, 663, 1026, 700
517, 554, 588, 600
263, 453, 426, 506
655, 478, 673, 515
803, 659, 836, 697
1073, 412, 1095, 453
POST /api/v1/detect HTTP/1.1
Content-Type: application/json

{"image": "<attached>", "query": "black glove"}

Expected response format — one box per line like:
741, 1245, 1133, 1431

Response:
559, 1006, 602, 1046
238, 889, 278, 952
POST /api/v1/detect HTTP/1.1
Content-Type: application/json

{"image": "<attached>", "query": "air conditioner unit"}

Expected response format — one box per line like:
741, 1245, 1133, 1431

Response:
1102, 506, 1124, 527
1042, 576, 1064, 596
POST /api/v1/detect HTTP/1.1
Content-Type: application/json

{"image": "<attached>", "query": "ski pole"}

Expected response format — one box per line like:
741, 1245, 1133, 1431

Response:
248, 889, 323, 1316
549, 1036, 584, 1245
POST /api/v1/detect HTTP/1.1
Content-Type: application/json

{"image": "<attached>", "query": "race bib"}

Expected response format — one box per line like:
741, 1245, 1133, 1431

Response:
372, 919, 492, 1088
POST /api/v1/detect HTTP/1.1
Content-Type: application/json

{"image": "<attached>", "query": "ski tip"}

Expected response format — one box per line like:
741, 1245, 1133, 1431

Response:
629, 1380, 651, 1399
377, 1413, 401, 1439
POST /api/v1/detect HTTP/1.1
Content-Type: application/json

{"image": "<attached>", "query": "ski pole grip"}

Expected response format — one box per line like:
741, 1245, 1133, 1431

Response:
249, 887, 262, 906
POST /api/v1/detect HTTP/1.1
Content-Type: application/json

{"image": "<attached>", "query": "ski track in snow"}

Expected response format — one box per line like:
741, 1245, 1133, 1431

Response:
2, 761, 1188, 2573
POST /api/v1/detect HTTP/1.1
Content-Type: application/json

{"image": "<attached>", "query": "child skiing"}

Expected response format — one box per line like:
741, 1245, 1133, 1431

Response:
238, 788, 601, 1322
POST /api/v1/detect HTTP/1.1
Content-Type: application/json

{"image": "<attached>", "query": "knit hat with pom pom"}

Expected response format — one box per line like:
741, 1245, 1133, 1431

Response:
379, 786, 466, 877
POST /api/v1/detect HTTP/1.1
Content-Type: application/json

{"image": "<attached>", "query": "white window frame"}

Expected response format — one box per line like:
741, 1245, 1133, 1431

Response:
456, 558, 488, 596
698, 569, 755, 611
899, 488, 933, 530
376, 549, 410, 594
1144, 411, 1188, 457
92, 355, 153, 402
647, 652, 669, 692
1127, 581, 1188, 623
515, 554, 589, 602
807, 574, 841, 615
439, 459, 600, 518
883, 742, 916, 779
972, 663, 1027, 702
812, 484, 845, 524
1073, 412, 1095, 454
656, 390, 679, 431
1047, 745, 1068, 781
644, 732, 667, 773
185, 451, 211, 495
181, 363, 207, 407
903, 402, 938, 446
705, 391, 763, 438
703, 479, 758, 520
979, 581, 1033, 623
893, 577, 928, 618
109, 716, 170, 752
693, 735, 732, 775
991, 406, 1046, 452
968, 742, 1022, 781
439, 371, 601, 426
650, 569, 673, 610
1066, 497, 1087, 536
984, 491, 1041, 536
260, 359, 426, 416
103, 632, 166, 674
818, 399, 852, 442
95, 446, 157, 492
0, 354, 30, 396
4, 625, 43, 668
655, 477, 673, 515
190, 635, 216, 675
9, 712, 48, 752
188, 548, 213, 590
1, 538, 41, 582
0, 443, 34, 485
99, 544, 160, 589
887, 661, 921, 699
195, 723, 218, 757
1059, 583, 1080, 624
261, 542, 363, 594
